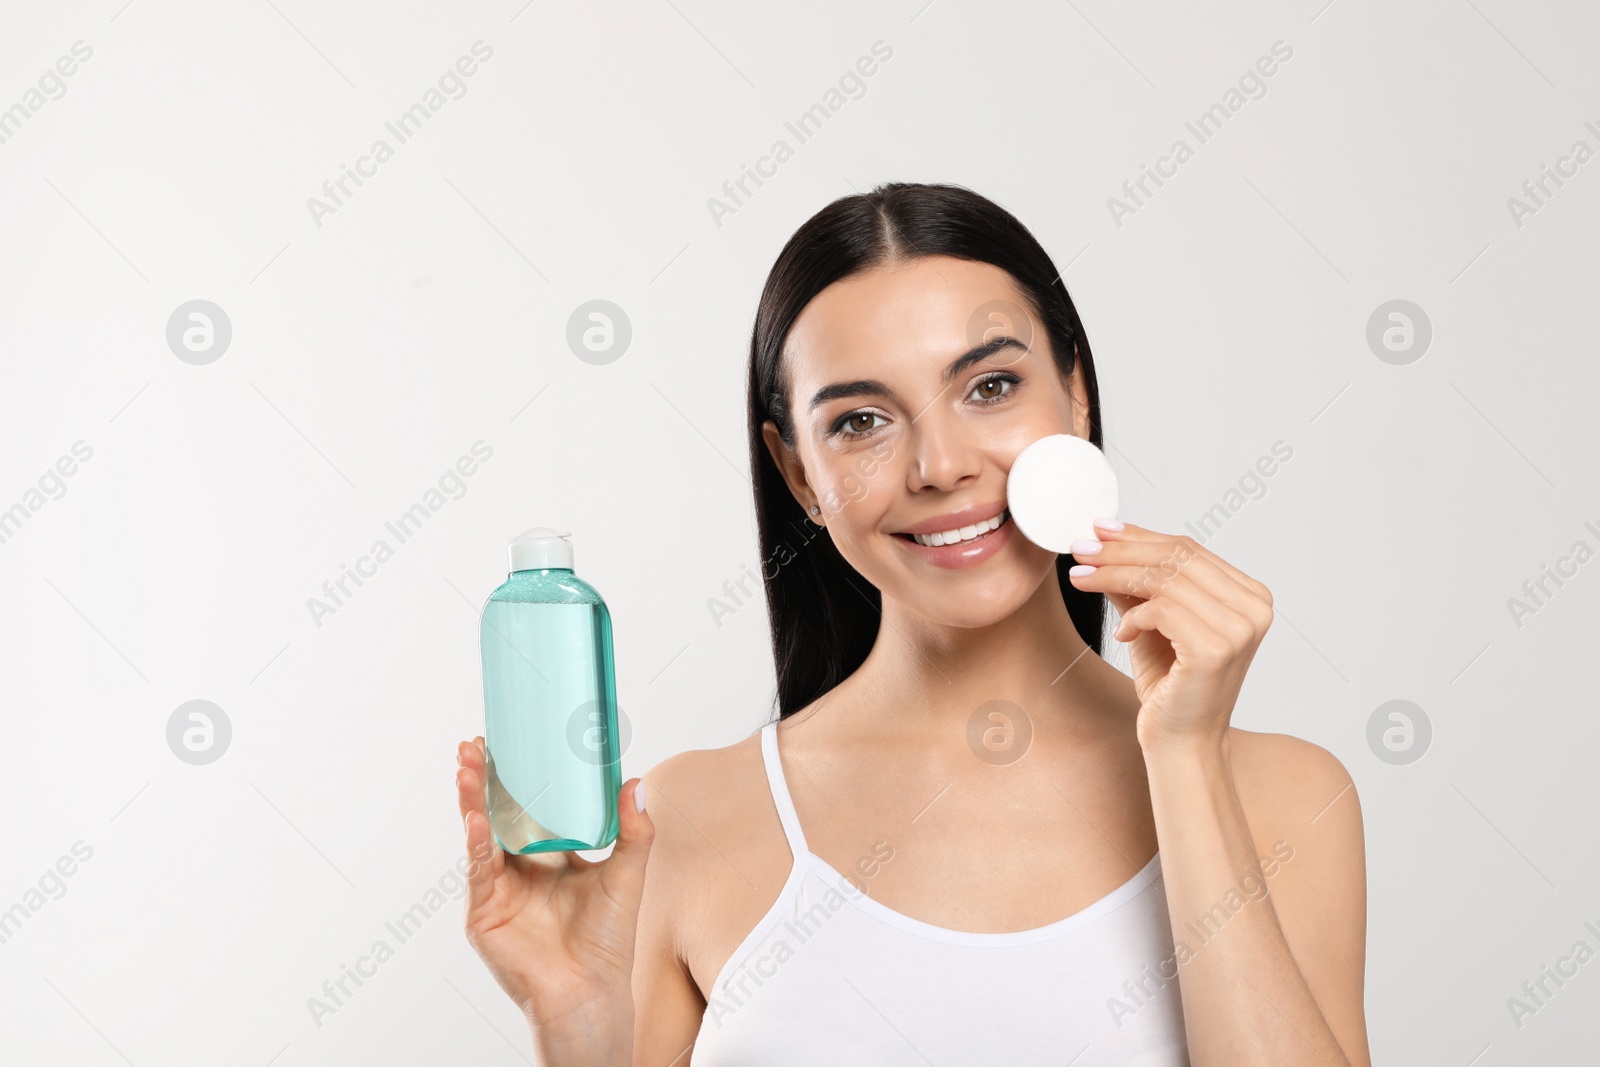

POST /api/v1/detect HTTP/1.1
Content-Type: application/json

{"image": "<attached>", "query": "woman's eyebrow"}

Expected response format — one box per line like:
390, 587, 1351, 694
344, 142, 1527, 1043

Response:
807, 336, 1030, 412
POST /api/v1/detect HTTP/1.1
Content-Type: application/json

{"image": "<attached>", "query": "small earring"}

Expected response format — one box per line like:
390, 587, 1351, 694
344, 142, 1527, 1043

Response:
809, 505, 820, 515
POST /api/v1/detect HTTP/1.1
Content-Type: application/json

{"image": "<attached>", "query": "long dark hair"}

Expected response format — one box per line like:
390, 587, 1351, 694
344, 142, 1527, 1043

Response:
746, 182, 1106, 720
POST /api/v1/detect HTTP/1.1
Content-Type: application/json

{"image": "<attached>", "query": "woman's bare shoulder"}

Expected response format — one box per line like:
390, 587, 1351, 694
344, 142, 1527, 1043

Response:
635, 724, 794, 1001
630, 731, 775, 1048
638, 725, 783, 876
1225, 726, 1360, 834
1222, 726, 1365, 914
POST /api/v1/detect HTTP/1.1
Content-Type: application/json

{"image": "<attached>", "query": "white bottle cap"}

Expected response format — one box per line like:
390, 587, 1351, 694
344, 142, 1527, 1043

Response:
508, 527, 574, 571
1005, 434, 1120, 553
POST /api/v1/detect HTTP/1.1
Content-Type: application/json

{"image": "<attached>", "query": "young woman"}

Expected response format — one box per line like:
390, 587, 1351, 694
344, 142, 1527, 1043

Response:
455, 183, 1369, 1066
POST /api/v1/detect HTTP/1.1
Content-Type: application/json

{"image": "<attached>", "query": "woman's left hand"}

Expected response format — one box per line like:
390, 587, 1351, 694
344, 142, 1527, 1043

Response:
1066, 520, 1274, 751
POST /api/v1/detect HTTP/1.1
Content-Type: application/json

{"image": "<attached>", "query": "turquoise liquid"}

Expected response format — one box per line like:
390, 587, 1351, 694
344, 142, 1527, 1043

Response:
480, 567, 620, 853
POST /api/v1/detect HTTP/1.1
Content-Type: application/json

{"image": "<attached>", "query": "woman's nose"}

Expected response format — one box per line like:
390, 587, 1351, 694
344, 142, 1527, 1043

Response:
907, 412, 982, 492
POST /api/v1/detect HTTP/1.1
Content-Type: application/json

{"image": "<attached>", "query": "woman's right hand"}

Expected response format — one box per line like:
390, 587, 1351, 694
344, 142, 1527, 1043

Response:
455, 736, 655, 1064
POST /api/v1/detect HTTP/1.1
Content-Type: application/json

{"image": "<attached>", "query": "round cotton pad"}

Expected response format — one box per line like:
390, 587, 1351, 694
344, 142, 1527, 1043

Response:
1005, 434, 1120, 553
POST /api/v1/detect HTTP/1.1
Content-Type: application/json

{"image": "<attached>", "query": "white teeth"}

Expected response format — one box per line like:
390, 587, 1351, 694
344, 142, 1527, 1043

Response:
912, 509, 1008, 548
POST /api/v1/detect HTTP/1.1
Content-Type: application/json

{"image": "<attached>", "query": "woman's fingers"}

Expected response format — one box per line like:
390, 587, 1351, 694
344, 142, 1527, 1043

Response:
598, 777, 655, 907
457, 765, 479, 821
1078, 556, 1262, 646
1073, 526, 1271, 630
1094, 520, 1270, 604
463, 809, 500, 911
457, 737, 491, 813
1069, 523, 1274, 669
1114, 595, 1226, 660
458, 739, 652, 916
457, 737, 505, 906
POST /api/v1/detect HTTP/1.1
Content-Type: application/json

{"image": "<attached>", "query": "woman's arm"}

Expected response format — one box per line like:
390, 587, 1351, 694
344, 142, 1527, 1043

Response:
1068, 521, 1369, 1065
631, 754, 718, 1065
1144, 729, 1369, 1065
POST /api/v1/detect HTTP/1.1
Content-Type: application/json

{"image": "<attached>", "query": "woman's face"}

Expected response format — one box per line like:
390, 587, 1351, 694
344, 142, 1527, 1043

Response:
763, 254, 1092, 629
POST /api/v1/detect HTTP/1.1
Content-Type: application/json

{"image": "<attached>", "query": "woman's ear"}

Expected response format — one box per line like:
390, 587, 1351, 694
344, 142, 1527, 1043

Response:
1065, 345, 1093, 440
761, 419, 820, 519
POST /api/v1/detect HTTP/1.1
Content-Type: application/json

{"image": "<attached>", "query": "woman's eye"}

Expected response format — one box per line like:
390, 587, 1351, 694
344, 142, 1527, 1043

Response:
968, 373, 1019, 403
833, 410, 888, 438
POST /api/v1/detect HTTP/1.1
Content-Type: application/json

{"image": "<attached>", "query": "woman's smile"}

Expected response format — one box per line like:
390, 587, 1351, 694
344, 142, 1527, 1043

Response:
891, 503, 1016, 568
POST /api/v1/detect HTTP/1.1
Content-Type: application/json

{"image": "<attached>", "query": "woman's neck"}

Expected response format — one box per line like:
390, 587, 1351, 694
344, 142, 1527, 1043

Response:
837, 573, 1130, 738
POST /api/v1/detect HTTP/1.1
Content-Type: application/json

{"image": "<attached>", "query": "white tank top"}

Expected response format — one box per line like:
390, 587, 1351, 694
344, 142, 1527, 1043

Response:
690, 721, 1191, 1065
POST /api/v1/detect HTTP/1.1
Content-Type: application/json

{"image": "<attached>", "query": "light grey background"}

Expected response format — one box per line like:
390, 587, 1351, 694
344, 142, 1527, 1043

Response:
2, 1, 1596, 1064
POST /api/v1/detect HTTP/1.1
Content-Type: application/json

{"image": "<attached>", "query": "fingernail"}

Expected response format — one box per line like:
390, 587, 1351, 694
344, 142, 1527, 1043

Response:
1068, 564, 1097, 577
1093, 517, 1124, 531
1070, 539, 1102, 556
635, 782, 648, 813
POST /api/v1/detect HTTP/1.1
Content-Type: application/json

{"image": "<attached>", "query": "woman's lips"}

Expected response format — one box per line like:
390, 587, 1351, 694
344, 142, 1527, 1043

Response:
892, 510, 1016, 569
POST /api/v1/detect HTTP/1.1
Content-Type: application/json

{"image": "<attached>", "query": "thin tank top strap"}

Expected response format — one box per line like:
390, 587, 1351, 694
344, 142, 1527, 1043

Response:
759, 721, 810, 859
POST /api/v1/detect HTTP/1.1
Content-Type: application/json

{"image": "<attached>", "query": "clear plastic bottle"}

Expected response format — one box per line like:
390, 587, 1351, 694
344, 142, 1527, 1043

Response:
479, 527, 620, 853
